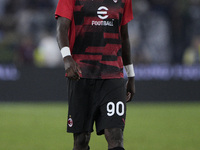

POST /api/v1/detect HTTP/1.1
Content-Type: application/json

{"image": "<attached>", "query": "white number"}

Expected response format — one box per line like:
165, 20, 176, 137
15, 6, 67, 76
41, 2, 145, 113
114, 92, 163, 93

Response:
107, 102, 115, 116
116, 101, 124, 116
107, 101, 124, 116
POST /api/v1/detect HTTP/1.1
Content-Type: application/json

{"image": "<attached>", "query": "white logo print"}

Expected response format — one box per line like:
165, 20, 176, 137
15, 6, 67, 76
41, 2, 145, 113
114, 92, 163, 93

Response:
91, 6, 114, 26
113, 0, 117, 3
97, 6, 109, 19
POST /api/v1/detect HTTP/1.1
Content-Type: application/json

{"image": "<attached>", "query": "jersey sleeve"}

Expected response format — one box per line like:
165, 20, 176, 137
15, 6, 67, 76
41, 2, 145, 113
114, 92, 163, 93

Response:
121, 0, 133, 25
55, 0, 75, 20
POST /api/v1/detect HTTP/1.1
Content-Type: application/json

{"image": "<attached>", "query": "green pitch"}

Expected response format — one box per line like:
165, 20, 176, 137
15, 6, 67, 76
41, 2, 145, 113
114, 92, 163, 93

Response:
0, 102, 200, 150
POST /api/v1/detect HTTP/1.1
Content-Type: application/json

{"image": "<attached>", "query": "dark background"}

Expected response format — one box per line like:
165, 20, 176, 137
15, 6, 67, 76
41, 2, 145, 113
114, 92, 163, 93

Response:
1, 65, 200, 102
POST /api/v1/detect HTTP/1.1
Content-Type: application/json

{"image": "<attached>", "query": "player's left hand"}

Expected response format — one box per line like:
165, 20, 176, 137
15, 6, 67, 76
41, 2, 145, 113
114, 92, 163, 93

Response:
126, 77, 135, 102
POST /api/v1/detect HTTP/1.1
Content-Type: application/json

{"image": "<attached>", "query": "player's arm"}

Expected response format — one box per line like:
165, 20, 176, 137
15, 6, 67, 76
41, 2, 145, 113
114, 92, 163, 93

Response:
121, 24, 135, 102
57, 17, 81, 80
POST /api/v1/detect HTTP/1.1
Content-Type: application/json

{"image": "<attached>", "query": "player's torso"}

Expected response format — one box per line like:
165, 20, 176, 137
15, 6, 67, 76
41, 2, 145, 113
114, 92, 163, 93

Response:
72, 0, 126, 79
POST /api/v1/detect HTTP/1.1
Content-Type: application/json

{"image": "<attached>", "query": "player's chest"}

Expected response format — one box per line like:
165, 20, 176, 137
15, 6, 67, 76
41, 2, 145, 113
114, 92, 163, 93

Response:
74, 0, 125, 18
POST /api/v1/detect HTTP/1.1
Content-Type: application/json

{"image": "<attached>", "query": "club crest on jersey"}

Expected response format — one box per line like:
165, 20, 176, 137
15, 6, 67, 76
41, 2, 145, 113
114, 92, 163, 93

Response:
113, 0, 118, 3
68, 117, 73, 127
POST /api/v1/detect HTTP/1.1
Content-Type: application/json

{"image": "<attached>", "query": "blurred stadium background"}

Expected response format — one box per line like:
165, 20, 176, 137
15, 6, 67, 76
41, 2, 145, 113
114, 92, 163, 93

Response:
0, 0, 200, 150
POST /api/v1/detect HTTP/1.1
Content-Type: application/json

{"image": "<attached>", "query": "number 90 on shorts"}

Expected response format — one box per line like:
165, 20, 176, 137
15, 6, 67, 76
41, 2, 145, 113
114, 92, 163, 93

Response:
107, 101, 125, 117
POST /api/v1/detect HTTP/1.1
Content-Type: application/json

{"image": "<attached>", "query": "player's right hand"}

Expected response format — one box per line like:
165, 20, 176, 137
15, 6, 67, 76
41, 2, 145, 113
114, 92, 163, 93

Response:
63, 56, 82, 80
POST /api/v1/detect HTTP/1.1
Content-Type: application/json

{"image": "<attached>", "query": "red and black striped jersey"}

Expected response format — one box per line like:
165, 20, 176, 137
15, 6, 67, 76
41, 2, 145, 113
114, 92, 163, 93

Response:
55, 0, 133, 79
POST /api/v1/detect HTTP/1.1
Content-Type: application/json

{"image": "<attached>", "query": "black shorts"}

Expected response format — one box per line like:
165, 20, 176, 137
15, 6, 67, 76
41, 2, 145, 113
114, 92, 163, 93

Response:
66, 78, 126, 135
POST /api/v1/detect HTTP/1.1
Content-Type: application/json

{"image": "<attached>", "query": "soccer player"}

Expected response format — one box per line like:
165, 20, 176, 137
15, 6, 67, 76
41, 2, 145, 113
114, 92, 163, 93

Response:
55, 0, 135, 150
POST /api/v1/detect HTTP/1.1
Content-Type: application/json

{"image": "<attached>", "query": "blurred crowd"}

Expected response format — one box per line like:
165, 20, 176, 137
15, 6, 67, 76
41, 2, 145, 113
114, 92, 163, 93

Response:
130, 0, 200, 65
0, 0, 62, 67
0, 0, 200, 67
